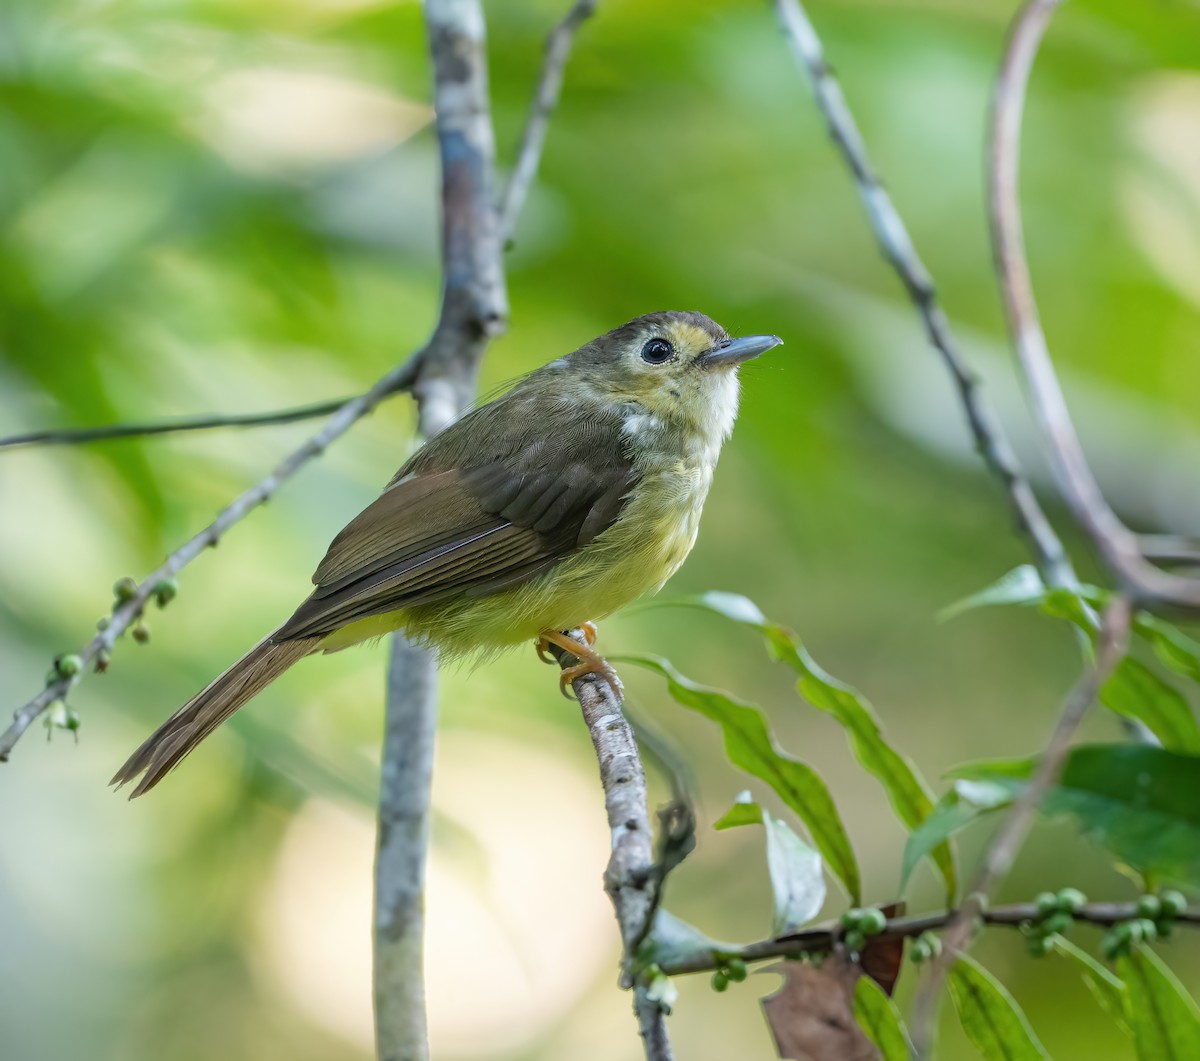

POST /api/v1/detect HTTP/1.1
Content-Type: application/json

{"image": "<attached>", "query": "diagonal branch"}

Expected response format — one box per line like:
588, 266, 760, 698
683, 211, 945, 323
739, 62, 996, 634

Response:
908, 592, 1133, 1055
989, 0, 1200, 610
497, 0, 599, 245
0, 397, 351, 451
0, 355, 423, 761
553, 636, 675, 1061
772, 0, 1077, 594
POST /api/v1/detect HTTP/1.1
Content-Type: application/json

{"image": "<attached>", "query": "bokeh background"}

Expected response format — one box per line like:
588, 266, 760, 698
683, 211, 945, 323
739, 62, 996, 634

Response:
2, 0, 1199, 1058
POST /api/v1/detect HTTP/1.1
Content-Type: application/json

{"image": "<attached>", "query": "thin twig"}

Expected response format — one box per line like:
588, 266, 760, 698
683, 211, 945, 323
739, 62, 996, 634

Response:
0, 356, 421, 761
0, 398, 350, 451
988, 0, 1200, 610
497, 0, 598, 245
554, 636, 674, 1061
773, 0, 1077, 594
1138, 535, 1200, 569
374, 2, 509, 1058
909, 593, 1133, 1055
655, 898, 1200, 977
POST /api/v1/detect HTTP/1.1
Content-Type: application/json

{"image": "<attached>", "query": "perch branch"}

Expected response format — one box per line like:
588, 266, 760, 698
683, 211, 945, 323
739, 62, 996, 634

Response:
497, 0, 598, 244
910, 593, 1133, 1054
772, 0, 1076, 593
0, 397, 351, 451
553, 634, 675, 1061
654, 898, 1200, 977
988, 0, 1200, 609
0, 355, 423, 761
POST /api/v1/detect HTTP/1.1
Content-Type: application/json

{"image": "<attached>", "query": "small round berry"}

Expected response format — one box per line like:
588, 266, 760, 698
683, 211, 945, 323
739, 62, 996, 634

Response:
844, 930, 866, 953
726, 960, 747, 983
860, 909, 888, 937
113, 577, 138, 603
1135, 918, 1158, 942
1136, 895, 1162, 920
132, 622, 150, 645
841, 909, 863, 930
153, 578, 178, 608
56, 654, 82, 678
1056, 888, 1086, 914
711, 971, 729, 992
1161, 891, 1188, 919
1035, 892, 1058, 917
1042, 912, 1073, 937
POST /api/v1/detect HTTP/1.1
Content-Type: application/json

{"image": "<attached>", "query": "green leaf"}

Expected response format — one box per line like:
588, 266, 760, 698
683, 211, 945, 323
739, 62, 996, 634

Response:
1050, 936, 1130, 1035
900, 779, 1013, 890
948, 954, 1049, 1059
715, 796, 826, 933
1100, 658, 1200, 753
655, 593, 955, 899
853, 975, 912, 1061
952, 744, 1200, 887
1136, 614, 1200, 687
940, 564, 1049, 620
642, 909, 737, 970
619, 653, 861, 902
1117, 945, 1200, 1060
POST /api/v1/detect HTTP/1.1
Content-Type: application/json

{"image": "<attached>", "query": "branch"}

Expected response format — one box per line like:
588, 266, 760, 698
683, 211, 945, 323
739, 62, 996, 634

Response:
654, 899, 1200, 977
772, 0, 1076, 593
0, 398, 350, 451
909, 593, 1133, 1055
497, 0, 598, 245
988, 0, 1200, 610
375, 2, 508, 1059
0, 356, 422, 761
554, 635, 675, 1061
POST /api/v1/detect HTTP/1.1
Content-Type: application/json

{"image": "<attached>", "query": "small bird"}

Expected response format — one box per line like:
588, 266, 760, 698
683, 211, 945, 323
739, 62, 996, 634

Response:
114, 311, 782, 795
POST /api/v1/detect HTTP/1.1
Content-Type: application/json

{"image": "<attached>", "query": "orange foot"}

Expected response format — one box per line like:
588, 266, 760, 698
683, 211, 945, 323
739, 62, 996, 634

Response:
536, 626, 622, 700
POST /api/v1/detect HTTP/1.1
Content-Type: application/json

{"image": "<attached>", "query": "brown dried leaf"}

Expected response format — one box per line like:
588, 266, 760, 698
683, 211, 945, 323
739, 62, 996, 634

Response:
761, 953, 880, 1061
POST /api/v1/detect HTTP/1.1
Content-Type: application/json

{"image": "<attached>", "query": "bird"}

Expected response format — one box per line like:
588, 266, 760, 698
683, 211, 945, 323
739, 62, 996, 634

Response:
113, 311, 782, 795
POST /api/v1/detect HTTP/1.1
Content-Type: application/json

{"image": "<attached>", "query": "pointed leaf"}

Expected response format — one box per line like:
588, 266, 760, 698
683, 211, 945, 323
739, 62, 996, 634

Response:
620, 654, 861, 901
948, 954, 1049, 1059
656, 593, 954, 898
1117, 945, 1200, 1060
853, 975, 912, 1061
951, 745, 1200, 887
643, 909, 738, 970
1050, 937, 1130, 1035
900, 780, 1012, 890
940, 565, 1048, 620
716, 797, 826, 933
1136, 614, 1200, 687
1100, 659, 1200, 754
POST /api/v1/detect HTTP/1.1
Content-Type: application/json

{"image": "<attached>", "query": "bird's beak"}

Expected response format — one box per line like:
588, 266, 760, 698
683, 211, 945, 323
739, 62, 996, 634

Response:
697, 334, 783, 370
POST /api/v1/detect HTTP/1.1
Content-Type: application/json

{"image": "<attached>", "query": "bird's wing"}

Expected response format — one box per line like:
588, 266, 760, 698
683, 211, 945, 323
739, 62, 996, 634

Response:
275, 403, 637, 641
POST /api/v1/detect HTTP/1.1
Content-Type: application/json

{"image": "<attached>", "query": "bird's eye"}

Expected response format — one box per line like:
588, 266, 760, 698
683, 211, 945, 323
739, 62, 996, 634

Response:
640, 338, 674, 364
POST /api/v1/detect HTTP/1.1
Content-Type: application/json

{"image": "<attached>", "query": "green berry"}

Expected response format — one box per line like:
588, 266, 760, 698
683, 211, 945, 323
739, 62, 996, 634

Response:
925, 933, 943, 959
1126, 920, 1145, 944
1161, 891, 1188, 919
910, 939, 932, 964
711, 971, 729, 992
153, 577, 178, 608
96, 616, 109, 632
860, 908, 887, 936
726, 959, 747, 983
1035, 892, 1058, 917
1028, 935, 1053, 957
1100, 932, 1125, 961
1135, 918, 1158, 942
132, 622, 150, 645
1056, 888, 1086, 914
1136, 894, 1162, 920
844, 930, 866, 953
841, 908, 863, 930
1042, 912, 1073, 937
113, 577, 137, 603
56, 654, 82, 678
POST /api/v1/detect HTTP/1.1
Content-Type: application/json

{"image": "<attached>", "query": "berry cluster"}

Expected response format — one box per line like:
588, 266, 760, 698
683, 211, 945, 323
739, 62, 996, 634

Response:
839, 906, 889, 953
1099, 892, 1188, 960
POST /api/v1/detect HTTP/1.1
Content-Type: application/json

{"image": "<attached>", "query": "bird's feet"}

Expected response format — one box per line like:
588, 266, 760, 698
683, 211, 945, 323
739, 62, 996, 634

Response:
536, 624, 621, 700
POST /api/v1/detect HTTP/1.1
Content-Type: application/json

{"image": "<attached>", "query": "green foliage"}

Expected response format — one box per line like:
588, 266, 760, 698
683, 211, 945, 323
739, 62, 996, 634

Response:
1118, 946, 1200, 1060
951, 744, 1200, 888
654, 592, 955, 899
1050, 937, 1130, 1035
947, 955, 1049, 1060
620, 653, 861, 902
714, 795, 826, 934
853, 975, 911, 1061
901, 779, 1012, 890
1102, 659, 1200, 754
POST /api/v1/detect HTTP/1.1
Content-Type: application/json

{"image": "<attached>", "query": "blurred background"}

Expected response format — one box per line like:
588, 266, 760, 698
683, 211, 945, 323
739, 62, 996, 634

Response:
2, 0, 1199, 1057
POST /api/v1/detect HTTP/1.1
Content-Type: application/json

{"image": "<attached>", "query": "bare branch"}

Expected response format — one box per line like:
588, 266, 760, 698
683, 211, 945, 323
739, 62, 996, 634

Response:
0, 356, 421, 762
909, 593, 1133, 1055
772, 0, 1077, 593
555, 636, 674, 1061
654, 897, 1200, 977
0, 398, 350, 451
375, 2, 509, 1058
988, 0, 1200, 610
497, 0, 598, 245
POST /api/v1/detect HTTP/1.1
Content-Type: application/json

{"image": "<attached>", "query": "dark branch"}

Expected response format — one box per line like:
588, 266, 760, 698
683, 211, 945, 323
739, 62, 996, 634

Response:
0, 398, 351, 451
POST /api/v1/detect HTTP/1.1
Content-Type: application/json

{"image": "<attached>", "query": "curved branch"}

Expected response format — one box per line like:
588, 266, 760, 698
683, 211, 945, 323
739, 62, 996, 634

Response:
497, 0, 598, 245
0, 355, 421, 761
772, 0, 1077, 593
988, 0, 1200, 610
0, 398, 351, 451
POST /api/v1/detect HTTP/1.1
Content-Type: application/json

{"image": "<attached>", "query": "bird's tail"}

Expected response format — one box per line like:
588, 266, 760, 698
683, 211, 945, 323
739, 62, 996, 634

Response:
112, 633, 319, 797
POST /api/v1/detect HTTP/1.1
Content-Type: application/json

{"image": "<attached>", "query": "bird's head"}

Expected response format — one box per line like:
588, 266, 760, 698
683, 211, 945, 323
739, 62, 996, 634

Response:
555, 311, 783, 436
